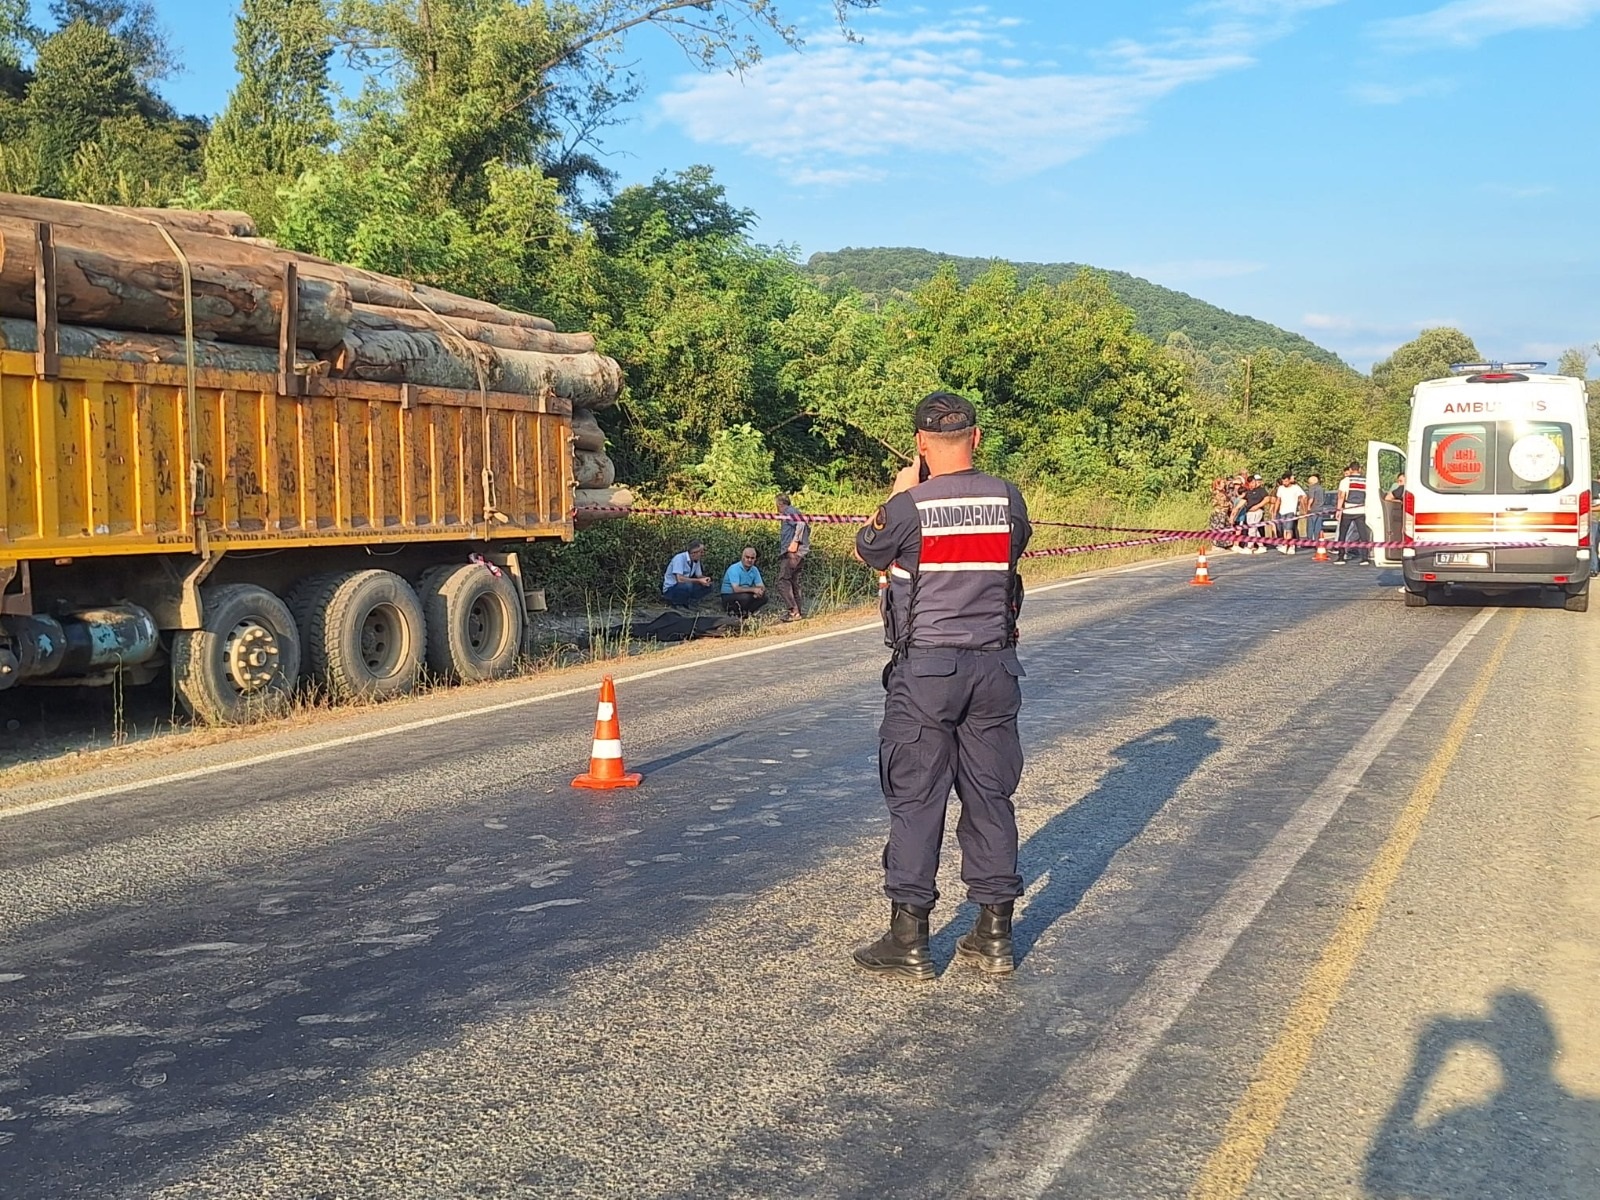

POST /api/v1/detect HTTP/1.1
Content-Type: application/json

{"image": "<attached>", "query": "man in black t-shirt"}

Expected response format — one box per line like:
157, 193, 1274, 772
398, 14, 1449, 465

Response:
1233, 475, 1269, 554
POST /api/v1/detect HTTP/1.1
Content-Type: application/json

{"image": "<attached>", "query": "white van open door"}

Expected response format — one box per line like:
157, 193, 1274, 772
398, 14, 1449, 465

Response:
1367, 440, 1405, 568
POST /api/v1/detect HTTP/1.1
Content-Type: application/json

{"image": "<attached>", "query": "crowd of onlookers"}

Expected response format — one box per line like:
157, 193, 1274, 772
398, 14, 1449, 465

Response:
1209, 463, 1394, 565
660, 494, 812, 620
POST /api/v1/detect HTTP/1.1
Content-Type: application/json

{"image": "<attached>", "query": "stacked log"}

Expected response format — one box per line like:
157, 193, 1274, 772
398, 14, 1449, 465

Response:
348, 305, 595, 355
570, 408, 606, 451
328, 328, 622, 408
0, 214, 353, 349
0, 317, 319, 372
0, 192, 631, 520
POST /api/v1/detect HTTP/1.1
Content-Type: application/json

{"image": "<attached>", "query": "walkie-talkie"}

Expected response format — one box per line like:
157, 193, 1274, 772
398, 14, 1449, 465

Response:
917, 455, 930, 484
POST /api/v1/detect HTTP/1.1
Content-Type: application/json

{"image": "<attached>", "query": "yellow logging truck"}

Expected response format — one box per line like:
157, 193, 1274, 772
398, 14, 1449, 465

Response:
0, 206, 592, 724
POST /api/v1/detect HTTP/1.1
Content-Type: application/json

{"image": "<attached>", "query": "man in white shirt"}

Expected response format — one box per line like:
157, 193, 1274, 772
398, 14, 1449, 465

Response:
662, 541, 713, 607
1274, 472, 1307, 554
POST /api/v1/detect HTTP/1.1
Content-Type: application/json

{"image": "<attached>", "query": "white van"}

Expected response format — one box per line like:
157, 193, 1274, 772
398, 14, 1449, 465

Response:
1366, 364, 1592, 611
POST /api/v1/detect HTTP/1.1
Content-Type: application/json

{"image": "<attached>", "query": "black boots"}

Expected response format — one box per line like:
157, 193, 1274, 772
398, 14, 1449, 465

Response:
854, 901, 1016, 979
852, 901, 935, 981
955, 901, 1015, 976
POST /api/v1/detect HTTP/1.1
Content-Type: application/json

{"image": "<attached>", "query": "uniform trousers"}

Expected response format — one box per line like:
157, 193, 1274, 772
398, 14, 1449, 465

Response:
1337, 514, 1372, 562
877, 647, 1026, 908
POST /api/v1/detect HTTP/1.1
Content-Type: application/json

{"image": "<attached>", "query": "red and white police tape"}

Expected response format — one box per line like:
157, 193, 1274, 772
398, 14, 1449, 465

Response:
570, 503, 1549, 555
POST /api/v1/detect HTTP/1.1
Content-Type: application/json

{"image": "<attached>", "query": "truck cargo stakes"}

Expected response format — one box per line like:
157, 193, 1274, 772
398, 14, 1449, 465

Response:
0, 195, 635, 724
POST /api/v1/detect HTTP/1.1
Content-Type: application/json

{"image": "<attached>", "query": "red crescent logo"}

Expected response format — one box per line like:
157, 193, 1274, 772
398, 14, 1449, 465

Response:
1432, 432, 1481, 487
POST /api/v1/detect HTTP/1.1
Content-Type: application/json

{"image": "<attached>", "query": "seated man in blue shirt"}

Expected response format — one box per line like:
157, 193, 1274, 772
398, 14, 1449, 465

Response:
662, 541, 714, 608
720, 546, 769, 616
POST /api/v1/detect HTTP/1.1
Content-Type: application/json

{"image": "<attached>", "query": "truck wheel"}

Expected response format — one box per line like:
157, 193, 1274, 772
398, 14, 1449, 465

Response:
1565, 585, 1589, 613
1403, 587, 1429, 607
289, 570, 426, 701
172, 584, 302, 725
417, 562, 524, 683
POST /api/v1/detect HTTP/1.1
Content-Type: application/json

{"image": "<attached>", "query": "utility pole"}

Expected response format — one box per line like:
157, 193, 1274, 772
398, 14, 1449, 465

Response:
1240, 355, 1253, 422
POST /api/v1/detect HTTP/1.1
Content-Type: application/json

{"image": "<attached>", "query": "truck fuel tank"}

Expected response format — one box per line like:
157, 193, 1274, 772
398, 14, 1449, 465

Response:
0, 605, 161, 688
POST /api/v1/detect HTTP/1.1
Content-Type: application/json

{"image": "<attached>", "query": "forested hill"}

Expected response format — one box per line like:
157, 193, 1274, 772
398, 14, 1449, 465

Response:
806, 247, 1343, 367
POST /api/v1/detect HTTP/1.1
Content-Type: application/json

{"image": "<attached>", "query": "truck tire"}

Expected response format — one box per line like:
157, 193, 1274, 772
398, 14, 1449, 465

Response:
417, 562, 524, 683
1403, 587, 1429, 607
1565, 584, 1589, 613
172, 584, 302, 725
289, 570, 426, 701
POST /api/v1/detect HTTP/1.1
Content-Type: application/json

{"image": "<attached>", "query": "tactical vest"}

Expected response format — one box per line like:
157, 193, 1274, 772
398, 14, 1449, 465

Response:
881, 471, 1023, 652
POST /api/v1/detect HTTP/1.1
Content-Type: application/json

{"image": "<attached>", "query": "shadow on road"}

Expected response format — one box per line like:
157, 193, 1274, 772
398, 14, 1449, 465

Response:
935, 717, 1222, 966
1365, 991, 1600, 1199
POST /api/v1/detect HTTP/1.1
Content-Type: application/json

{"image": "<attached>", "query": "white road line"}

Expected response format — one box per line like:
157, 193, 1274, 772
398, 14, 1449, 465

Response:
0, 556, 1188, 821
966, 607, 1497, 1199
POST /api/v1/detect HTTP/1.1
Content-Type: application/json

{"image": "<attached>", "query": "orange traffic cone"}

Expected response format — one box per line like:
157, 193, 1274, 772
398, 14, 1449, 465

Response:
1313, 538, 1329, 563
1191, 546, 1215, 586
572, 676, 642, 789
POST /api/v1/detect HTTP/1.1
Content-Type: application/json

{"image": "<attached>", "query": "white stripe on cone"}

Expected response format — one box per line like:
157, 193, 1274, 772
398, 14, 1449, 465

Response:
596, 702, 615, 722
591, 739, 624, 759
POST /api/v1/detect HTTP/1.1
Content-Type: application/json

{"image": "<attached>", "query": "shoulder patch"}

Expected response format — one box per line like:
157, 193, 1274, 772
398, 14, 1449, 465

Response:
872, 505, 887, 531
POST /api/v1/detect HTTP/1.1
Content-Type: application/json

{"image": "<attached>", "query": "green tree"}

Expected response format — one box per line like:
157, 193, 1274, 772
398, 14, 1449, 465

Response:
1561, 345, 1600, 473
48, 0, 176, 83
0, 0, 34, 68
1371, 327, 1480, 410
595, 165, 754, 253
205, 0, 336, 222
692, 423, 777, 505
23, 18, 141, 192
772, 285, 942, 477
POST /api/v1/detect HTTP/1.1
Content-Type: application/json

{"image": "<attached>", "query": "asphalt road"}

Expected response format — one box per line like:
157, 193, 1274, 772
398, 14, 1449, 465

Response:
0, 553, 1596, 1200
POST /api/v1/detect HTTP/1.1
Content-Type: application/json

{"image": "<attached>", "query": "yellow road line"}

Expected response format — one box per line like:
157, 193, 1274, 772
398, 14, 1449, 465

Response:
1187, 610, 1524, 1200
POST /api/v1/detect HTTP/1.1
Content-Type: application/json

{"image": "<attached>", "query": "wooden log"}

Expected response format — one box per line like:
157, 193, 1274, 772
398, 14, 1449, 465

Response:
574, 486, 635, 523
0, 196, 258, 239
0, 215, 353, 351
321, 269, 556, 331
110, 207, 259, 238
330, 327, 623, 407
350, 304, 596, 355
0, 194, 557, 334
570, 407, 606, 452
572, 449, 616, 490
0, 316, 317, 372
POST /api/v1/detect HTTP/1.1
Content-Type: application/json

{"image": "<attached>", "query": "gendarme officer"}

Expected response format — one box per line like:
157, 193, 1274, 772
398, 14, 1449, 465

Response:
852, 391, 1032, 981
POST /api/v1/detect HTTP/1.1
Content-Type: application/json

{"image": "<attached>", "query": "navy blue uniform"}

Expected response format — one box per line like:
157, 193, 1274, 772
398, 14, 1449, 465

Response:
856, 470, 1032, 908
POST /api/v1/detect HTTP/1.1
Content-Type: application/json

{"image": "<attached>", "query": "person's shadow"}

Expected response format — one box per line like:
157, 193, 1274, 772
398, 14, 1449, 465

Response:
1365, 991, 1600, 1198
932, 717, 1222, 965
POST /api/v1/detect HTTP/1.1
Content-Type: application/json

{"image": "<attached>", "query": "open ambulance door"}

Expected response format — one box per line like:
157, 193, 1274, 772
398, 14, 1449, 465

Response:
1367, 441, 1406, 568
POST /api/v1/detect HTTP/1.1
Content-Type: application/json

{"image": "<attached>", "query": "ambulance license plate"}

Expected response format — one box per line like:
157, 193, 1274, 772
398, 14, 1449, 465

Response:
1434, 552, 1488, 567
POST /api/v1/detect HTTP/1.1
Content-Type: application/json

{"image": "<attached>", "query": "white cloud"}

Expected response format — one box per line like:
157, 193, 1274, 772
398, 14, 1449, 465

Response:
1348, 77, 1454, 104
787, 165, 889, 187
658, 5, 1334, 184
1373, 0, 1600, 50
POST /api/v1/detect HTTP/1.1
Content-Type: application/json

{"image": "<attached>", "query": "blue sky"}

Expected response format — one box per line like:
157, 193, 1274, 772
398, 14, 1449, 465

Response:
51, 0, 1599, 371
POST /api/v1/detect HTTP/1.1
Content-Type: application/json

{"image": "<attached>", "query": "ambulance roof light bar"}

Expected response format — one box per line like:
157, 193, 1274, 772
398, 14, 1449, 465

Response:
1449, 361, 1547, 375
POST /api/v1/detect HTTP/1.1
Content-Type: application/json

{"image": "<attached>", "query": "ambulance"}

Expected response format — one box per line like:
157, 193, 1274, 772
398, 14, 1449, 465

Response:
1366, 363, 1592, 611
